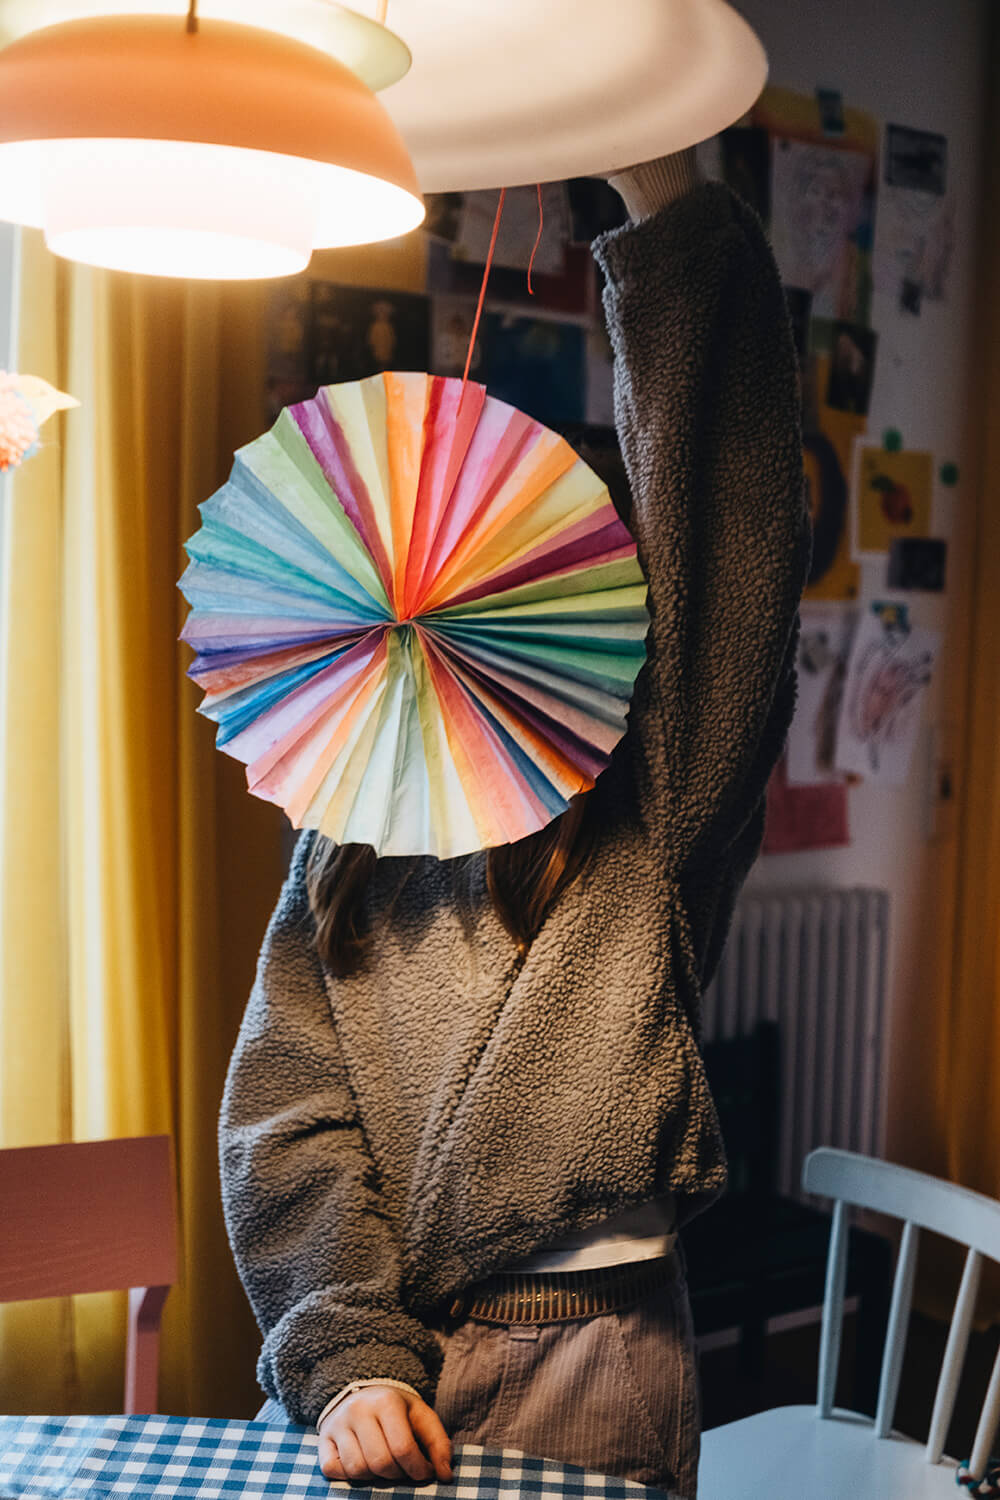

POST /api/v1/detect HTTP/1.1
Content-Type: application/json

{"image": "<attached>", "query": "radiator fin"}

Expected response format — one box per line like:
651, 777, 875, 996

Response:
702, 887, 889, 1200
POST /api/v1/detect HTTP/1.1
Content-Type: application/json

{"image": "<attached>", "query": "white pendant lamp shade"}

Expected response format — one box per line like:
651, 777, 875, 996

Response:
378, 0, 768, 193
0, 15, 425, 279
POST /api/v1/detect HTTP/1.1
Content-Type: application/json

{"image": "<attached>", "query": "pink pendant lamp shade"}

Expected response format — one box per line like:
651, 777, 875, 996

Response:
0, 15, 425, 278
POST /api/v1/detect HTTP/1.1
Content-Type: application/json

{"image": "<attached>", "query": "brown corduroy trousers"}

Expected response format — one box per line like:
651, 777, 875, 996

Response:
257, 1248, 700, 1498
434, 1247, 700, 1498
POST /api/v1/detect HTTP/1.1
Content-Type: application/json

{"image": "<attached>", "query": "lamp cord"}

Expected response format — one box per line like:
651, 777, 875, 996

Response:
376, 0, 387, 22
186, 0, 198, 32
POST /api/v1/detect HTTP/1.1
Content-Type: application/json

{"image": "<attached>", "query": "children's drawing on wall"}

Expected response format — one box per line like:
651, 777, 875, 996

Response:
714, 88, 880, 605
852, 443, 934, 557
802, 428, 858, 600
762, 758, 851, 853
421, 191, 465, 246
566, 178, 629, 244
826, 322, 878, 415
307, 284, 431, 386
453, 184, 570, 278
431, 295, 484, 379
887, 536, 948, 593
585, 324, 615, 426
834, 602, 940, 783
426, 224, 594, 317
719, 124, 771, 222
770, 140, 874, 322
875, 126, 954, 315
786, 605, 857, 785
266, 280, 312, 416
480, 310, 586, 428
783, 285, 813, 367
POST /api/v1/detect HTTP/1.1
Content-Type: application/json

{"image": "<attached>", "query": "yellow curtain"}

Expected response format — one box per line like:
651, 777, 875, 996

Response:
939, 7, 1000, 1317
0, 239, 287, 1416
0, 223, 427, 1416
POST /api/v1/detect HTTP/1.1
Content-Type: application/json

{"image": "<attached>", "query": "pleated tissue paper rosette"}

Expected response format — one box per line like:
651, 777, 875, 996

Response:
179, 373, 649, 858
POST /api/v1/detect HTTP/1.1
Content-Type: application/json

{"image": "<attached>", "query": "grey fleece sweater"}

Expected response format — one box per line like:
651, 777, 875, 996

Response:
219, 182, 811, 1427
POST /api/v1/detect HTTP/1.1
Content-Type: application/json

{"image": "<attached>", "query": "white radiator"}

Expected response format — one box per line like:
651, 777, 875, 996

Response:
701, 887, 890, 1201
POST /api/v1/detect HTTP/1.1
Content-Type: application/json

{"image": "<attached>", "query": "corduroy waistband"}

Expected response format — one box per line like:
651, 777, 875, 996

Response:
447, 1254, 679, 1327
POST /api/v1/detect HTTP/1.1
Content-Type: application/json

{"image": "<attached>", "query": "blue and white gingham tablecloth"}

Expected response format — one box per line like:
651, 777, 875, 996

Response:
0, 1414, 671, 1500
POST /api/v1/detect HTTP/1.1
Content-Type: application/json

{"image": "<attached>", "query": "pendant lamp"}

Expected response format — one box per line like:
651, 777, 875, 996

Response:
0, 10, 425, 279
376, 0, 768, 193
0, 0, 412, 92
0, 0, 766, 279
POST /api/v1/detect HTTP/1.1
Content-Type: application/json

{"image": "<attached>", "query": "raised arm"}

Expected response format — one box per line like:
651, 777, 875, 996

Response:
594, 155, 811, 877
218, 834, 443, 1429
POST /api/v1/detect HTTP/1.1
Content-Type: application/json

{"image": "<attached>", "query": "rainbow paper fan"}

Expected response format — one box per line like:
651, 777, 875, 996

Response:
179, 373, 648, 859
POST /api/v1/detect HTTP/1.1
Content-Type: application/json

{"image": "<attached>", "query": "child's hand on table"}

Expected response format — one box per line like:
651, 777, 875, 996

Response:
318, 1384, 453, 1487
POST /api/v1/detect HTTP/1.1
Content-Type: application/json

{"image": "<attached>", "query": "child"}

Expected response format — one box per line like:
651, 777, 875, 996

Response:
220, 148, 810, 1498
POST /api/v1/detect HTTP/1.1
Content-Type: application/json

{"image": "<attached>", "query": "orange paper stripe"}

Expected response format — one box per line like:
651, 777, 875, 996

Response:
384, 372, 430, 613
252, 635, 388, 818
420, 435, 577, 612
418, 629, 548, 843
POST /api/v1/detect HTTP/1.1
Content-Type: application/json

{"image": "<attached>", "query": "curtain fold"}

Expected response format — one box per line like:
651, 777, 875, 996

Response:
0, 239, 286, 1416
940, 6, 1000, 1319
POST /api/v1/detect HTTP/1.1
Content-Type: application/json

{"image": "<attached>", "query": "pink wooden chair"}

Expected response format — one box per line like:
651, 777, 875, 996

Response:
0, 1135, 177, 1414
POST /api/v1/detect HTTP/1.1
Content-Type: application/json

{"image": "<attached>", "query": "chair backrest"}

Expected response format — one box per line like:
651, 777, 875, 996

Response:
0, 1136, 177, 1413
0, 1135, 177, 1302
804, 1147, 1000, 1481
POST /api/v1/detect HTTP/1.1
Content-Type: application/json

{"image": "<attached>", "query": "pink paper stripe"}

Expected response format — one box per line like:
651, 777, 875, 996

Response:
247, 634, 388, 796
419, 630, 550, 842
402, 377, 485, 619
180, 615, 343, 648
442, 510, 636, 610
435, 648, 594, 796
189, 628, 371, 693
225, 630, 385, 764
428, 631, 613, 774
409, 399, 542, 614
291, 393, 394, 598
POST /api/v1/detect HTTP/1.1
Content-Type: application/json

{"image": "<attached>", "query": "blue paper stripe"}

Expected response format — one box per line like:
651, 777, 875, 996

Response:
187, 520, 386, 620
203, 644, 357, 744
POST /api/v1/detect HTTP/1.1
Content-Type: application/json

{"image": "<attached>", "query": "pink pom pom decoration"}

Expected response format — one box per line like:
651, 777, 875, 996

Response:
0, 372, 39, 473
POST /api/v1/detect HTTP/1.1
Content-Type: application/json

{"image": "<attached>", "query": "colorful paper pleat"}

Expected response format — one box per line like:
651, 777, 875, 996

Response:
179, 372, 648, 858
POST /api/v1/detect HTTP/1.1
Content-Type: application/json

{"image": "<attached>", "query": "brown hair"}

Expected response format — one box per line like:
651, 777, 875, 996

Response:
306, 794, 595, 976
306, 432, 630, 977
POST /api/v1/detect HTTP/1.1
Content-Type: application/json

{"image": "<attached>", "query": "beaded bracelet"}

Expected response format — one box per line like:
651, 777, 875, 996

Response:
316, 1379, 422, 1434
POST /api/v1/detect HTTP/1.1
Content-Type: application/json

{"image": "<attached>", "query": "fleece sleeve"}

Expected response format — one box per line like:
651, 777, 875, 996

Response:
592, 182, 811, 877
218, 833, 443, 1427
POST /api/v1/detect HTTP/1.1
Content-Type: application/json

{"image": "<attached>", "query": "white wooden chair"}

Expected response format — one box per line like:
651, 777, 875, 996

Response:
699, 1147, 1000, 1499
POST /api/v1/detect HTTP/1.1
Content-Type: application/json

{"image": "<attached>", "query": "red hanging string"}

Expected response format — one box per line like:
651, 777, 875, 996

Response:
527, 183, 544, 295
459, 185, 544, 391
461, 187, 506, 393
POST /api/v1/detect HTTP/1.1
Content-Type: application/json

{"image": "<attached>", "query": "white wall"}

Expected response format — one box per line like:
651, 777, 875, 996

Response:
729, 0, 988, 1170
